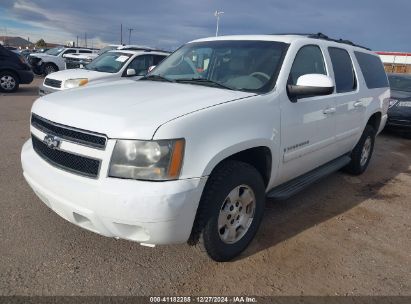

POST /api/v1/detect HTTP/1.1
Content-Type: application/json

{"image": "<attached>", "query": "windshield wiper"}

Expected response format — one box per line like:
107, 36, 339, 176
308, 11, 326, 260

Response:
141, 74, 174, 82
175, 78, 234, 90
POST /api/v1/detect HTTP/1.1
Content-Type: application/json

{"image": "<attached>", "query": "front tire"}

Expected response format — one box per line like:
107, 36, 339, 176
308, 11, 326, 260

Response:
44, 63, 58, 75
195, 160, 266, 262
344, 125, 376, 175
0, 71, 19, 93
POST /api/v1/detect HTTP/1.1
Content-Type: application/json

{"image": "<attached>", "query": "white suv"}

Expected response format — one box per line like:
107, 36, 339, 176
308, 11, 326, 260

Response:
28, 46, 98, 75
39, 49, 169, 96
21, 34, 390, 261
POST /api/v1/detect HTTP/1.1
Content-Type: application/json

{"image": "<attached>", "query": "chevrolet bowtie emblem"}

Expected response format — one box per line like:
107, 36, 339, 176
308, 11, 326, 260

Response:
43, 134, 61, 150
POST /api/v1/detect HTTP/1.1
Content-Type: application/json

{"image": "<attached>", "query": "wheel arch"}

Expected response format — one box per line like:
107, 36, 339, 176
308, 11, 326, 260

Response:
366, 111, 382, 132
0, 69, 20, 82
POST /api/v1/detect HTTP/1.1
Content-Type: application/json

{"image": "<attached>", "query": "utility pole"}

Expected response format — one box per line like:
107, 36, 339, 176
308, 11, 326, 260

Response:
214, 11, 224, 37
76, 35, 79, 47
128, 28, 134, 45
84, 32, 87, 48
120, 24, 123, 45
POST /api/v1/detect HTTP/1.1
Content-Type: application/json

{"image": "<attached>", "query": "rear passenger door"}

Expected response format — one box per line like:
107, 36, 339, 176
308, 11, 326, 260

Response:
279, 45, 338, 183
327, 47, 364, 153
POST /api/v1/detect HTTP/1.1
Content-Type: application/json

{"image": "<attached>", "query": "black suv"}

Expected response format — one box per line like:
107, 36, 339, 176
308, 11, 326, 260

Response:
387, 73, 411, 138
0, 45, 34, 93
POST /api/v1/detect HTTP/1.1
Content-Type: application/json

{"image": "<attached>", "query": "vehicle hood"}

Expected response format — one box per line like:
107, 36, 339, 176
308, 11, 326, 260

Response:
390, 89, 411, 99
31, 80, 256, 139
30, 53, 53, 60
45, 68, 112, 82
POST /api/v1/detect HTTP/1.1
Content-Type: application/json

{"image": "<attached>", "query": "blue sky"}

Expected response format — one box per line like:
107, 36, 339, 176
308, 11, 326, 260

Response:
0, 0, 410, 51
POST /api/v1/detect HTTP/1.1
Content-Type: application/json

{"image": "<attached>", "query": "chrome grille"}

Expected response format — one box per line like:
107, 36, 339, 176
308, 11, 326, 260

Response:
44, 78, 62, 88
31, 113, 107, 149
32, 134, 101, 178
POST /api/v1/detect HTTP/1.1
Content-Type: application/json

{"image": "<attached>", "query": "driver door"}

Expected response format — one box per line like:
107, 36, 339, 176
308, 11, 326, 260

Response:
278, 44, 338, 183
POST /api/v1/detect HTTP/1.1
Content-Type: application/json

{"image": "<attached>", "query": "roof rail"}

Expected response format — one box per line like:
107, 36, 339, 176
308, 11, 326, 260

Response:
120, 46, 171, 53
272, 32, 371, 50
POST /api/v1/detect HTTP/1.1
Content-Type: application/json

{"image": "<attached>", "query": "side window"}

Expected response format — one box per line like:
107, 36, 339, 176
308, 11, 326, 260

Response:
127, 55, 152, 76
153, 55, 166, 66
289, 45, 326, 85
79, 50, 92, 54
63, 49, 76, 55
354, 51, 388, 89
328, 47, 356, 93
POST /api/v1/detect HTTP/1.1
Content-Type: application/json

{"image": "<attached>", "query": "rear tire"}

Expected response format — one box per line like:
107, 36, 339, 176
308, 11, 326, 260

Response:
195, 160, 266, 262
0, 71, 19, 93
344, 125, 376, 175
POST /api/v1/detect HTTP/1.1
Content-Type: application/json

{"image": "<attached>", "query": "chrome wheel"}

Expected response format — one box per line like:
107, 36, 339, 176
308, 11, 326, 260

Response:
360, 136, 372, 167
0, 75, 16, 91
45, 65, 56, 75
218, 185, 256, 244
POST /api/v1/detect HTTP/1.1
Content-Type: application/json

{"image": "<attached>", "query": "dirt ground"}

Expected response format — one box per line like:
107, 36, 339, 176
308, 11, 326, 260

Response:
0, 77, 410, 296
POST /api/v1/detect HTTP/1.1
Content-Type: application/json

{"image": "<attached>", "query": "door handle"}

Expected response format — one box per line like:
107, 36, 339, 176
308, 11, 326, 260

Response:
323, 107, 336, 115
354, 101, 363, 108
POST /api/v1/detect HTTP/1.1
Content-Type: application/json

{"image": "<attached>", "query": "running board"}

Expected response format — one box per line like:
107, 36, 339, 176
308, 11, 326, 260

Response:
267, 155, 351, 200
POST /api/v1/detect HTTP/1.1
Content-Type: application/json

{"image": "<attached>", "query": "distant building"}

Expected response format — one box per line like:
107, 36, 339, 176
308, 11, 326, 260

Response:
377, 51, 411, 74
0, 36, 34, 49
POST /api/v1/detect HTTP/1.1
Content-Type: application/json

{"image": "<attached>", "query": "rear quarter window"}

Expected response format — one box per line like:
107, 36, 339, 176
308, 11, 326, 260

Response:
328, 47, 356, 93
354, 51, 388, 89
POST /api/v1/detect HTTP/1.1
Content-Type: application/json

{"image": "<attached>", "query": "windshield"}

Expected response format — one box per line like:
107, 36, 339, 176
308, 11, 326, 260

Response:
149, 40, 288, 93
388, 75, 411, 92
45, 47, 64, 56
85, 51, 132, 73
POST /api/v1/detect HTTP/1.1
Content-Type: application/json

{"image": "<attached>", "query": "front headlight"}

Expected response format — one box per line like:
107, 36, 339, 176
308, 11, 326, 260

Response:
64, 78, 89, 89
109, 139, 185, 181
389, 98, 398, 108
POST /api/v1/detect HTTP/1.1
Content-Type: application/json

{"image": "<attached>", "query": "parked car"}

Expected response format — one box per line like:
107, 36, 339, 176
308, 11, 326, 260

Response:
21, 34, 389, 261
0, 44, 34, 93
64, 45, 122, 69
28, 47, 99, 75
39, 49, 169, 95
386, 73, 411, 138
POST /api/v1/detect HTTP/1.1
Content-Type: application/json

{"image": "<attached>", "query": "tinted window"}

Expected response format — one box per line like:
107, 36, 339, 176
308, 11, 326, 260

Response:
79, 50, 92, 54
63, 49, 77, 55
153, 55, 166, 65
289, 45, 326, 85
328, 47, 356, 93
128, 55, 152, 76
388, 75, 411, 92
354, 52, 388, 89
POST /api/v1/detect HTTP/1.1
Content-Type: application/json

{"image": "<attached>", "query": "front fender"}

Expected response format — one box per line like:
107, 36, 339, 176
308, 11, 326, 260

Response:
153, 93, 281, 184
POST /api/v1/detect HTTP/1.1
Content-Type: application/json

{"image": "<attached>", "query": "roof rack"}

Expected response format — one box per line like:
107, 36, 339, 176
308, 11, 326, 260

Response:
272, 32, 371, 50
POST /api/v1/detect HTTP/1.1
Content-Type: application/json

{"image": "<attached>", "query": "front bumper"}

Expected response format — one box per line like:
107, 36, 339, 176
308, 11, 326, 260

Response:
21, 140, 206, 245
386, 116, 411, 132
39, 83, 60, 96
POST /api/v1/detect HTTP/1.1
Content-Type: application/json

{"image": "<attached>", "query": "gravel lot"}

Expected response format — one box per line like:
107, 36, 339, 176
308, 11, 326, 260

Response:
0, 77, 410, 296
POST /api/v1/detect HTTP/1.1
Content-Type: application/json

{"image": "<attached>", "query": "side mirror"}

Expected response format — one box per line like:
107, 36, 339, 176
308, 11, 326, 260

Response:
126, 68, 136, 76
287, 74, 334, 102
148, 65, 156, 73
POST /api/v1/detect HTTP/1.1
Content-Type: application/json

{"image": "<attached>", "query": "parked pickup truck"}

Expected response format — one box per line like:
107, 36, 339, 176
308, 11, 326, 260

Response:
21, 34, 390, 261
39, 49, 169, 95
